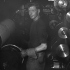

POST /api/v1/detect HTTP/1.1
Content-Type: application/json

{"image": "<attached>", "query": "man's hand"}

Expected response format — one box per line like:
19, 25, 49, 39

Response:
21, 48, 37, 59
26, 48, 37, 59
21, 50, 27, 58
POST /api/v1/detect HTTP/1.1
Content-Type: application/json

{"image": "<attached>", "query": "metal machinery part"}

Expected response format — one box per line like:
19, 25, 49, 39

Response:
66, 11, 70, 22
49, 20, 59, 29
0, 19, 15, 45
56, 44, 69, 58
58, 27, 68, 39
1, 44, 23, 70
54, 0, 68, 11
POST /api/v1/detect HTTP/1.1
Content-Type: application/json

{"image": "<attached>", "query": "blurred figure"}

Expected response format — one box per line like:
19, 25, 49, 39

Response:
14, 5, 25, 27
12, 4, 32, 48
14, 4, 32, 36
8, 5, 25, 48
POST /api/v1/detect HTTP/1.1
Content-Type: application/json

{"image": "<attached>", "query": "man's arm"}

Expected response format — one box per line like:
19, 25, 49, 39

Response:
21, 43, 47, 58
35, 43, 47, 52
25, 43, 47, 59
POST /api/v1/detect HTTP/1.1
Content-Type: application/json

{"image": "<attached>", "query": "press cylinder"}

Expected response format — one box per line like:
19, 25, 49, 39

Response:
0, 19, 15, 45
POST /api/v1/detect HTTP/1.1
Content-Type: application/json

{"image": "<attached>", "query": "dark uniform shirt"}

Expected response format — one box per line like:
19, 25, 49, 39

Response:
29, 18, 48, 48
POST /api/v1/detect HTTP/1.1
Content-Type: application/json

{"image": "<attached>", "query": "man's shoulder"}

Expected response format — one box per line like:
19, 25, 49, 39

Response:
38, 18, 46, 27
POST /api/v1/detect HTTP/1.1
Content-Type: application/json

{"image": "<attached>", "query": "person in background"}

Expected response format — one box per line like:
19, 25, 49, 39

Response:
21, 2, 48, 70
12, 5, 32, 48
14, 5, 25, 29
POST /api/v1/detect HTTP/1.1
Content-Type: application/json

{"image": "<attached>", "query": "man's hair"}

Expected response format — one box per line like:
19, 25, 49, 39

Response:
26, 2, 40, 10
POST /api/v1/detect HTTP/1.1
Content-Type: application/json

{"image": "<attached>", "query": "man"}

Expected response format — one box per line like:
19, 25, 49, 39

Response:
21, 2, 48, 70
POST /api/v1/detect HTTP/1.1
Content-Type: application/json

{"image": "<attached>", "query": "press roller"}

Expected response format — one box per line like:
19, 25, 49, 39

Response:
0, 19, 15, 45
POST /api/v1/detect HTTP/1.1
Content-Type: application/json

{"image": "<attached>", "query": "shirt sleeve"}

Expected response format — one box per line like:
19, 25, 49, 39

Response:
38, 21, 48, 44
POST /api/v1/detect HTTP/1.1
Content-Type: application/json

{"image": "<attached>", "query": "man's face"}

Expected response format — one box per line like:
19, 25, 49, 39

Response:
28, 6, 39, 19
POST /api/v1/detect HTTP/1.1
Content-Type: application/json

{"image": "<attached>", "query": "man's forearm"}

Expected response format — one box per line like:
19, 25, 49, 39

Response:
35, 43, 47, 52
21, 43, 47, 58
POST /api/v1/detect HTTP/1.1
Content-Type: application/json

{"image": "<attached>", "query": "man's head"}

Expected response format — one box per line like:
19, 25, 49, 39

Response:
27, 3, 40, 21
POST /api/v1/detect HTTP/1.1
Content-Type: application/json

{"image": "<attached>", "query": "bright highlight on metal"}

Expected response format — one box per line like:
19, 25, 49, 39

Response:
58, 27, 68, 39
57, 44, 69, 58
67, 12, 70, 16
